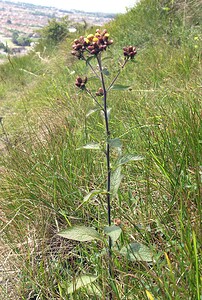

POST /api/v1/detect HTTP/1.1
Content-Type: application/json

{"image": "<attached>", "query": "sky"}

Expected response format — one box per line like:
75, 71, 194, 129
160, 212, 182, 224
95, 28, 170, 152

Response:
11, 0, 139, 14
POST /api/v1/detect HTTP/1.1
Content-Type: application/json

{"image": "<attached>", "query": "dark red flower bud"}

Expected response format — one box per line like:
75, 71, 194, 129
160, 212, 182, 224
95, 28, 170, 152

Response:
75, 76, 87, 90
74, 39, 80, 44
76, 77, 83, 83
88, 45, 94, 51
123, 46, 137, 59
96, 87, 104, 96
107, 40, 113, 45
75, 44, 82, 50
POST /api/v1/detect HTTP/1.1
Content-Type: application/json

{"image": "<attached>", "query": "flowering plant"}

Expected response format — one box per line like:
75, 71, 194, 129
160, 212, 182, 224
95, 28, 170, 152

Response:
58, 29, 142, 298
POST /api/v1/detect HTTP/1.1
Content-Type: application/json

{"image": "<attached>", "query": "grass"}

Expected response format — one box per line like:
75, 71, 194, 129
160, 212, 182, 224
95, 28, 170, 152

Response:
0, 0, 201, 299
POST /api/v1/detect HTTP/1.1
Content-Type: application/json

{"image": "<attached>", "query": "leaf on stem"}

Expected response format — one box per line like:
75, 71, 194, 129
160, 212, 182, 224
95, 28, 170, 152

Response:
86, 55, 96, 65
86, 107, 100, 117
65, 275, 98, 294
77, 143, 100, 150
107, 107, 111, 119
101, 108, 111, 119
120, 242, 153, 262
102, 68, 110, 76
111, 166, 123, 196
109, 138, 122, 149
58, 226, 102, 242
110, 84, 131, 91
117, 154, 144, 166
76, 189, 107, 210
104, 225, 122, 245
109, 138, 122, 155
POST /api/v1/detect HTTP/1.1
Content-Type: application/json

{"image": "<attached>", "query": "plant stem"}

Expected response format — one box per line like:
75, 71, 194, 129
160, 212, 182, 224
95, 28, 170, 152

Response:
107, 59, 128, 91
85, 88, 104, 110
97, 54, 113, 295
82, 54, 101, 80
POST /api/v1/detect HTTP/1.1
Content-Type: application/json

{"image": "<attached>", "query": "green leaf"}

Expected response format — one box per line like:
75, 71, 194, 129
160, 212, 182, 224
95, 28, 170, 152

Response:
120, 242, 153, 262
76, 190, 107, 210
86, 108, 100, 117
117, 154, 144, 165
104, 225, 122, 245
111, 166, 123, 196
110, 84, 131, 91
58, 226, 102, 242
109, 138, 122, 156
66, 275, 98, 294
86, 55, 95, 65
77, 143, 100, 150
102, 68, 110, 76
109, 138, 122, 149
107, 107, 111, 119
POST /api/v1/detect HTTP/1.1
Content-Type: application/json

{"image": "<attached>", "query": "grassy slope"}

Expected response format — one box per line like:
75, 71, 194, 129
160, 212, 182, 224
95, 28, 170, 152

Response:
0, 0, 201, 299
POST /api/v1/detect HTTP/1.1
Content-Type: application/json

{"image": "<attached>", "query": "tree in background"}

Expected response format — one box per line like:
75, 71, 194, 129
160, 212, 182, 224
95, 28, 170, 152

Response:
39, 17, 70, 45
12, 31, 31, 47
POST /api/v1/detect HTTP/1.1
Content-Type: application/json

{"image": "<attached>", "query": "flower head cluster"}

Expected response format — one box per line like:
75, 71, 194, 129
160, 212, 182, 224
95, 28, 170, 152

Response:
72, 29, 113, 58
123, 46, 137, 59
75, 76, 87, 89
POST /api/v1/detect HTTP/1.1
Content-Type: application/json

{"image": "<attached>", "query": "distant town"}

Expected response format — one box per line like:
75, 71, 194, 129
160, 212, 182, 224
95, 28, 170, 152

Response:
0, 0, 117, 60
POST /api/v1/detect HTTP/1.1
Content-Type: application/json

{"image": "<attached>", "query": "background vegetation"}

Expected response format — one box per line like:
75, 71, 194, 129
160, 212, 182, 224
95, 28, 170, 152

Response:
0, 0, 201, 299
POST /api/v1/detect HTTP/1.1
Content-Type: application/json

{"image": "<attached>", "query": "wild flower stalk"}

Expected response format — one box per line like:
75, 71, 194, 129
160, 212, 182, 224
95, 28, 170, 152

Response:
71, 29, 136, 297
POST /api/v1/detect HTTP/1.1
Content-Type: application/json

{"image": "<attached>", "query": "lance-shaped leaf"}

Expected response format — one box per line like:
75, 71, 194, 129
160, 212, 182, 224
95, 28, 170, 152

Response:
110, 166, 123, 196
120, 242, 153, 262
109, 138, 122, 155
117, 154, 144, 166
102, 68, 110, 76
110, 84, 131, 91
109, 138, 122, 149
104, 225, 122, 245
101, 108, 111, 119
86, 55, 96, 65
66, 275, 98, 294
107, 107, 111, 119
76, 190, 107, 211
58, 226, 102, 242
86, 107, 100, 118
77, 143, 100, 150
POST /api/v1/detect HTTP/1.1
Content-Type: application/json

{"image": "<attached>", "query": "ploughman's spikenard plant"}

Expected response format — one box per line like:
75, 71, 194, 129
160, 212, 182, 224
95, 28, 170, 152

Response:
57, 29, 149, 298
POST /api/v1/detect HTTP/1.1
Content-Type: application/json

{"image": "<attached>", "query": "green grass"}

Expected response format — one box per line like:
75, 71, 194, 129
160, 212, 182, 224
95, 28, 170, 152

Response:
0, 0, 201, 299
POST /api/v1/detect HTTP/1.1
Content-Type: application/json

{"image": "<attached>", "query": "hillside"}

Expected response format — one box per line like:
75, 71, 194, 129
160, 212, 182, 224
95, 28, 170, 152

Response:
0, 0, 201, 299
0, 0, 115, 61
